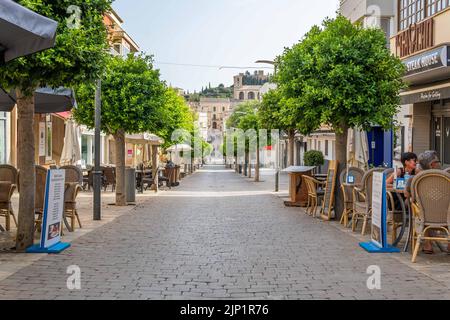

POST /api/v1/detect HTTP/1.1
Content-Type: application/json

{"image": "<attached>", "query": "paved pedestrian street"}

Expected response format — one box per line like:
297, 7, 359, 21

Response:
0, 166, 448, 300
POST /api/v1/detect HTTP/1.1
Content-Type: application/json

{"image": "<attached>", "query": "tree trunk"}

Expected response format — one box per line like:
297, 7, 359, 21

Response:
244, 151, 249, 176
255, 146, 260, 182
15, 91, 36, 252
288, 129, 295, 167
334, 125, 349, 221
235, 156, 238, 172
114, 129, 126, 206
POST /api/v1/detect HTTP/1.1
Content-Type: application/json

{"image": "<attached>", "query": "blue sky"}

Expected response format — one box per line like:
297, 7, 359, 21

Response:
112, 0, 339, 92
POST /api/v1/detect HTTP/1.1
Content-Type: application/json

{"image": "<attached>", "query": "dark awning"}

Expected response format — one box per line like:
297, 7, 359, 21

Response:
0, 87, 15, 110
0, 87, 77, 113
34, 87, 77, 114
0, 0, 58, 63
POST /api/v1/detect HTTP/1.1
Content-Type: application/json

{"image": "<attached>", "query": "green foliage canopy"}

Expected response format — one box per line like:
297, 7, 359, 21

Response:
74, 54, 166, 136
275, 16, 406, 134
158, 88, 194, 147
0, 0, 112, 95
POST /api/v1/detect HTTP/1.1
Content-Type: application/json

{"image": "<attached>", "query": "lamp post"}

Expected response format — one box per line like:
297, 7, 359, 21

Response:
93, 79, 102, 221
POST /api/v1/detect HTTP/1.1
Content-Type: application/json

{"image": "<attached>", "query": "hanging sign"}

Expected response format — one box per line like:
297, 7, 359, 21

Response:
360, 172, 400, 253
27, 170, 71, 254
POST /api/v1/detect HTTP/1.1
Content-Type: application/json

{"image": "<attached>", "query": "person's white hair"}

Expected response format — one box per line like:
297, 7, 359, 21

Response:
418, 151, 440, 170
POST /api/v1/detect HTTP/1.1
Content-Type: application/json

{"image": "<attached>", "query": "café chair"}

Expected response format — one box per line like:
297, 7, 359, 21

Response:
383, 168, 405, 244
444, 167, 450, 174
0, 165, 18, 231
352, 168, 385, 235
31, 166, 48, 232
102, 167, 116, 192
60, 166, 83, 231
303, 175, 325, 217
339, 167, 364, 227
410, 170, 450, 263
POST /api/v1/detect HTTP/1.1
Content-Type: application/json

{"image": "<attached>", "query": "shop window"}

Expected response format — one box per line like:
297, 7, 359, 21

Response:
398, 0, 449, 31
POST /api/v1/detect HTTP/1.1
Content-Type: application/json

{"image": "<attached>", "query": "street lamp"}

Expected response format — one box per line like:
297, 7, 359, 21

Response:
93, 79, 102, 221
255, 59, 280, 192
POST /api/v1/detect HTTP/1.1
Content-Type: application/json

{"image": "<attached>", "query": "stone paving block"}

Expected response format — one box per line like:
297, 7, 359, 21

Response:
0, 166, 448, 300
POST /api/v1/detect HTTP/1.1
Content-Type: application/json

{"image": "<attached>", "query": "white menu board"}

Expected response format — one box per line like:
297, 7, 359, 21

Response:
40, 170, 66, 249
371, 172, 384, 248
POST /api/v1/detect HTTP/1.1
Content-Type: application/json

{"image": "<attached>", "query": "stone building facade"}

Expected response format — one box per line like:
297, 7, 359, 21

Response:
234, 71, 269, 101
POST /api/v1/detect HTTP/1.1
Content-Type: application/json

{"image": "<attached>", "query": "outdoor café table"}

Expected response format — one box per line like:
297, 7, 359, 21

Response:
386, 186, 410, 251
283, 166, 316, 207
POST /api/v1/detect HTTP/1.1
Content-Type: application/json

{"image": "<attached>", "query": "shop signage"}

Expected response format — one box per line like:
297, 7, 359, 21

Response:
360, 172, 400, 253
403, 45, 448, 76
401, 85, 450, 104
27, 170, 71, 254
396, 18, 434, 58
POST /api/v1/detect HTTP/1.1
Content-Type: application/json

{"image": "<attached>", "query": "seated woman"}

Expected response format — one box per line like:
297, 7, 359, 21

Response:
386, 152, 418, 186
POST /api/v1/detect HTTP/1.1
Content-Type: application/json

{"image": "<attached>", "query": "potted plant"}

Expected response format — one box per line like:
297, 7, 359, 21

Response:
304, 150, 325, 174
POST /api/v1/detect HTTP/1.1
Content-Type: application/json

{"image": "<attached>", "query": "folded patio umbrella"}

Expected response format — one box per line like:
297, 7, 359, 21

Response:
0, 86, 77, 113
0, 87, 15, 110
347, 127, 369, 170
60, 119, 81, 165
0, 0, 58, 64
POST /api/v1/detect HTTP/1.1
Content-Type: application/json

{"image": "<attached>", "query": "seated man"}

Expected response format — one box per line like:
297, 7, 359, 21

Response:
409, 151, 446, 254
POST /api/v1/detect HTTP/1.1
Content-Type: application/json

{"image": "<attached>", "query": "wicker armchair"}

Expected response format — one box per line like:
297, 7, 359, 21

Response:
60, 165, 83, 185
60, 166, 83, 231
352, 168, 385, 235
339, 167, 364, 227
303, 175, 325, 217
64, 182, 82, 231
33, 166, 48, 232
0, 165, 18, 231
160, 167, 176, 189
410, 170, 450, 263
102, 167, 116, 192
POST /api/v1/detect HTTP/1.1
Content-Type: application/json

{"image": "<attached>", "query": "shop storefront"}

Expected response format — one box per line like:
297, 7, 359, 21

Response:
391, 1, 450, 168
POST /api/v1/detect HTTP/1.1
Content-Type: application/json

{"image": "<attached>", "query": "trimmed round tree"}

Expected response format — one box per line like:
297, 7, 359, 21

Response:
0, 0, 112, 251
259, 88, 298, 167
276, 16, 405, 219
74, 54, 166, 206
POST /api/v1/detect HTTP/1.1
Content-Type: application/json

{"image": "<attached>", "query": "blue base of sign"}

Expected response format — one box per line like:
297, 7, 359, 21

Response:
359, 242, 400, 253
26, 242, 71, 254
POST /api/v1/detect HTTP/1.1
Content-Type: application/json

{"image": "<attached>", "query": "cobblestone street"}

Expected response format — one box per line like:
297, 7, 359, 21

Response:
0, 166, 448, 300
